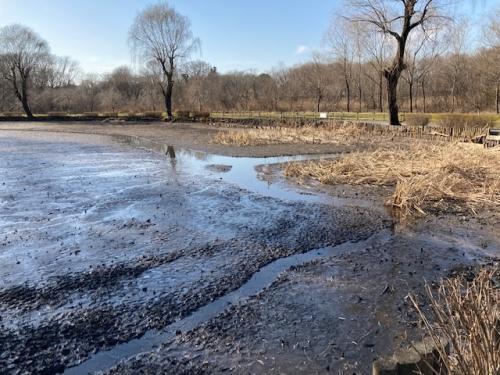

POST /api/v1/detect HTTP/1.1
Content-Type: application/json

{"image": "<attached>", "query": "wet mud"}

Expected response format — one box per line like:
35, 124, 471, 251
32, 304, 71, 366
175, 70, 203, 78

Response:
0, 126, 498, 375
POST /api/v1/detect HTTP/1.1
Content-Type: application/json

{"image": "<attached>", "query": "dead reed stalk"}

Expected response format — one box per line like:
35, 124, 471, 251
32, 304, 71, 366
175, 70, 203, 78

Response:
284, 142, 500, 217
211, 123, 373, 146
409, 268, 499, 375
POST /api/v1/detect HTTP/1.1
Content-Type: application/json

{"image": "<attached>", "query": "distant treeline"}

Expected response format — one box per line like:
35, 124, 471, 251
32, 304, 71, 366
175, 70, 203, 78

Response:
0, 47, 498, 116
0, 3, 499, 117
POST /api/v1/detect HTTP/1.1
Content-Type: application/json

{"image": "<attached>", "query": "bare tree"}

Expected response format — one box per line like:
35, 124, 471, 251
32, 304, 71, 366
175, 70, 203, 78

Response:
0, 24, 51, 118
325, 17, 356, 112
129, 2, 200, 120
98, 87, 123, 114
444, 20, 469, 112
346, 0, 444, 124
402, 26, 442, 112
181, 60, 212, 79
46, 56, 80, 88
361, 27, 391, 112
297, 54, 331, 112
79, 73, 101, 112
271, 64, 297, 111
178, 60, 213, 111
482, 8, 500, 113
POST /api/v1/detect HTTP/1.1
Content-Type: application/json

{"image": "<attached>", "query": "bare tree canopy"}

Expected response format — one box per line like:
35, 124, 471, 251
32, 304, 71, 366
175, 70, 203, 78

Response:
344, 0, 447, 124
0, 24, 51, 118
128, 2, 200, 119
2, 4, 500, 118
482, 9, 500, 113
484, 7, 500, 49
47, 56, 81, 88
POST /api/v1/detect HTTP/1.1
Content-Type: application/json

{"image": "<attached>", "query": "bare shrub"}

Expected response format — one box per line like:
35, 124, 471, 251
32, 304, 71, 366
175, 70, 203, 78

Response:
409, 268, 499, 375
438, 114, 497, 128
406, 113, 431, 127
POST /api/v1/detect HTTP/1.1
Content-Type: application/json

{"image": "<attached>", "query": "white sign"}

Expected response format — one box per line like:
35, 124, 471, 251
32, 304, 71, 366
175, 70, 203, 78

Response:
319, 112, 327, 119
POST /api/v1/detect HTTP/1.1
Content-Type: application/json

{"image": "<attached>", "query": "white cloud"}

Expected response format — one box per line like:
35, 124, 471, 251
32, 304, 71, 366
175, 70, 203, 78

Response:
296, 45, 309, 55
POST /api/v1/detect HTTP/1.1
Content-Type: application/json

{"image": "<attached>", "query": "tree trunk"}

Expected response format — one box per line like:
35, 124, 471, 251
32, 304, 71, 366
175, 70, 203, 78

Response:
358, 85, 362, 112
165, 76, 174, 120
345, 78, 351, 112
496, 83, 499, 115
20, 96, 33, 119
11, 70, 34, 119
422, 80, 426, 113
386, 72, 400, 126
159, 58, 176, 121
408, 81, 413, 113
450, 82, 456, 113
378, 71, 383, 112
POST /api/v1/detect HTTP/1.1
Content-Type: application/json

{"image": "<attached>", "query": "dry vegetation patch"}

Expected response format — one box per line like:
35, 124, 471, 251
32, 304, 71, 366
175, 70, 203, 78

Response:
211, 123, 372, 146
410, 268, 499, 375
284, 142, 500, 216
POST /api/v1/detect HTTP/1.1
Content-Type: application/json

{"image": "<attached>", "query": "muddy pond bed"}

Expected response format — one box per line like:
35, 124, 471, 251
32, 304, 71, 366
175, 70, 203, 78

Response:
0, 125, 498, 375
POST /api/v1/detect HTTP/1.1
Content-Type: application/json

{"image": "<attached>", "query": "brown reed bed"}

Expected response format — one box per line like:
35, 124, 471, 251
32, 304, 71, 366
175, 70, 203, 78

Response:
284, 142, 500, 217
211, 123, 375, 146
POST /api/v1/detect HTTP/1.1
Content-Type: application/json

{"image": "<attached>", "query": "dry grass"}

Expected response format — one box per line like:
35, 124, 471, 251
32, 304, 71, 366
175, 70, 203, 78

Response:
409, 268, 499, 375
211, 123, 372, 146
284, 142, 500, 216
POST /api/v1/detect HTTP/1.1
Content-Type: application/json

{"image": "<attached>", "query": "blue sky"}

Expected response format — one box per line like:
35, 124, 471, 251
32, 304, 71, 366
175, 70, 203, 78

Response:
0, 0, 337, 74
0, 0, 496, 75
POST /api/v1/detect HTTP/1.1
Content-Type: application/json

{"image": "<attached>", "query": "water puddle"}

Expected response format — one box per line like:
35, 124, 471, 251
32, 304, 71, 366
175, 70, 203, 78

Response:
124, 141, 374, 207
0, 131, 372, 206
162, 147, 335, 203
64, 232, 389, 374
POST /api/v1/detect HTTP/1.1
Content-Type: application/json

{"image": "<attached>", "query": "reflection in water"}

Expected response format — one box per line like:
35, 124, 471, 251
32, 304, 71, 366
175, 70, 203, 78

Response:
166, 146, 177, 171
165, 146, 333, 203
166, 146, 176, 159
111, 134, 374, 206
163, 146, 375, 208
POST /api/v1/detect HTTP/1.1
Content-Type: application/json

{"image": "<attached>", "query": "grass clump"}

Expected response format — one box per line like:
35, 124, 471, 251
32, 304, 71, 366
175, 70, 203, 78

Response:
409, 268, 499, 375
284, 142, 500, 216
212, 123, 368, 146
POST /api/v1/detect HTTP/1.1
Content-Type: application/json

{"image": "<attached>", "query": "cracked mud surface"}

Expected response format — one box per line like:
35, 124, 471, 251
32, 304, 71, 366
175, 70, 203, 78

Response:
0, 125, 498, 375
